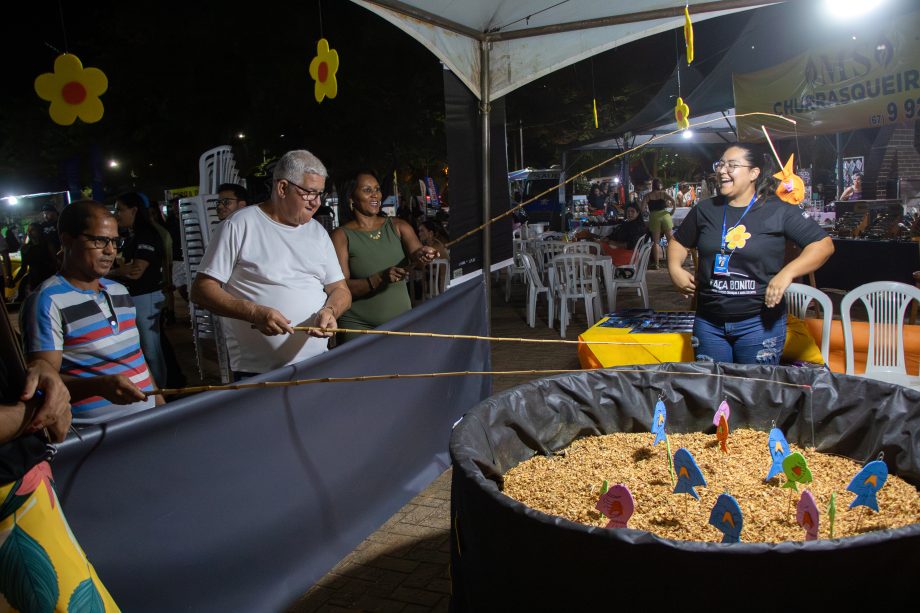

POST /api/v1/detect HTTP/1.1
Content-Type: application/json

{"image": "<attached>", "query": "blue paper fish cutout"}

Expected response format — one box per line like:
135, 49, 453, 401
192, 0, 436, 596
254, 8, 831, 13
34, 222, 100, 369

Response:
764, 427, 791, 482
708, 493, 743, 543
651, 400, 667, 446
847, 460, 889, 512
673, 448, 707, 500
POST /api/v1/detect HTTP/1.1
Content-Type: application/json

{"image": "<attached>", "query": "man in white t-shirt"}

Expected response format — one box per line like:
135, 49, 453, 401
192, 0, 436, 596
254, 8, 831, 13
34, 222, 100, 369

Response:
191, 150, 351, 378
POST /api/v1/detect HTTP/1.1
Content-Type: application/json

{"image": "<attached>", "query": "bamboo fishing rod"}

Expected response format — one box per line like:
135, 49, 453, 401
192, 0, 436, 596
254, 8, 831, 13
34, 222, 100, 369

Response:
445, 111, 798, 248
147, 365, 813, 398
293, 325, 671, 346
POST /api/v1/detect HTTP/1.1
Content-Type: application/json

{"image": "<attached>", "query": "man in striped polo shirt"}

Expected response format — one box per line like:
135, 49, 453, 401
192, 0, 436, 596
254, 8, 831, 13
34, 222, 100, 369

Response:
24, 200, 164, 424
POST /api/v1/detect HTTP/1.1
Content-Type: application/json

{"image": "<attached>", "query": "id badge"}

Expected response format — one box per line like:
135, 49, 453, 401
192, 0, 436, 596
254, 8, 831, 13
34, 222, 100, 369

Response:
713, 253, 731, 276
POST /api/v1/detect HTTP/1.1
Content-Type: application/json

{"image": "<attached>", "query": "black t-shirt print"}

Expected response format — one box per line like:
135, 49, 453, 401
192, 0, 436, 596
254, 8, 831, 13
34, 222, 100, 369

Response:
673, 195, 827, 319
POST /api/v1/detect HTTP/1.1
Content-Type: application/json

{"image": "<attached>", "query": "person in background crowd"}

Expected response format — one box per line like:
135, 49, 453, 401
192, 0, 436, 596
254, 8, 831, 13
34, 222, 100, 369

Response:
641, 178, 676, 270
839, 172, 863, 201
331, 169, 437, 344
11, 222, 59, 300
39, 204, 62, 259
0, 350, 119, 610
191, 149, 350, 379
418, 219, 450, 260
588, 184, 606, 210
215, 183, 249, 222
23, 200, 163, 423
108, 191, 168, 386
314, 200, 336, 235
0, 226, 10, 302
667, 143, 834, 365
147, 198, 186, 388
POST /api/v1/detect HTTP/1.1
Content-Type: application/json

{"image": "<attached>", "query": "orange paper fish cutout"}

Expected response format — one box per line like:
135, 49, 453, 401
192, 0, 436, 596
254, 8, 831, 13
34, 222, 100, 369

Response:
773, 153, 806, 205
717, 414, 729, 453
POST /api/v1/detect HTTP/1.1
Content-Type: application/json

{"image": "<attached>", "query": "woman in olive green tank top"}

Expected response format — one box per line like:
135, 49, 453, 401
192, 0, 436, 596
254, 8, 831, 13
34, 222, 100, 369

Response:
331, 170, 439, 343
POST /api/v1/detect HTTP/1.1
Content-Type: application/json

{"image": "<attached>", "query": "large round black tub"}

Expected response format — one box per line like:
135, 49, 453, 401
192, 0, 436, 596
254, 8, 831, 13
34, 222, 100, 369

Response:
449, 363, 920, 609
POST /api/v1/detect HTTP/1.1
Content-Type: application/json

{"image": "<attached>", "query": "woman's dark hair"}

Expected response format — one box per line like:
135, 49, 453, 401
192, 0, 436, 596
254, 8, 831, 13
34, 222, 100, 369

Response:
421, 220, 449, 243
651, 178, 663, 191
338, 169, 382, 221
116, 191, 156, 234
726, 142, 778, 200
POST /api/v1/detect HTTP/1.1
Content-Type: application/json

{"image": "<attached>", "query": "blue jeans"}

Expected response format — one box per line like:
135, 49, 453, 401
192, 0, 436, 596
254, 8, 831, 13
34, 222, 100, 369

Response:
692, 310, 786, 366
133, 290, 167, 386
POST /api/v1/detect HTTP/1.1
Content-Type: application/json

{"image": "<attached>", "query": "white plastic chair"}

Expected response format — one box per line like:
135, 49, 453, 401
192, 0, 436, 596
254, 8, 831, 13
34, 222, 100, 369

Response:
424, 259, 449, 299
520, 253, 554, 328
535, 240, 568, 280
608, 239, 653, 312
784, 283, 833, 365
563, 241, 603, 256
505, 238, 528, 302
550, 254, 602, 338
840, 281, 920, 388
612, 234, 651, 280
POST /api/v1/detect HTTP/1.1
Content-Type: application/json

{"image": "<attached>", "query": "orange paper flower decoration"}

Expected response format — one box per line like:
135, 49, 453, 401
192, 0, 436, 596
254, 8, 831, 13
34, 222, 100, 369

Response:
309, 38, 339, 103
34, 53, 108, 126
675, 97, 690, 130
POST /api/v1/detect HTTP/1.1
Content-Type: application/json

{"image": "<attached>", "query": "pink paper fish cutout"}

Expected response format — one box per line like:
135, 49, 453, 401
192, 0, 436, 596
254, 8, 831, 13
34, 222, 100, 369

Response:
796, 490, 820, 541
713, 400, 731, 427
595, 484, 635, 529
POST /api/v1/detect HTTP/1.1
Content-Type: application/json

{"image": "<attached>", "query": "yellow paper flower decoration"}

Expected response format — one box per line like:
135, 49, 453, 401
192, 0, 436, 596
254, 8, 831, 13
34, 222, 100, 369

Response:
725, 225, 752, 250
309, 38, 339, 103
34, 53, 108, 126
675, 97, 690, 130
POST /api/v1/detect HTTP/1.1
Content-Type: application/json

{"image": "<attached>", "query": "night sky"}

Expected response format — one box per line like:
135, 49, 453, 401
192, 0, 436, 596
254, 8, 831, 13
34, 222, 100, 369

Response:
1, 1, 758, 201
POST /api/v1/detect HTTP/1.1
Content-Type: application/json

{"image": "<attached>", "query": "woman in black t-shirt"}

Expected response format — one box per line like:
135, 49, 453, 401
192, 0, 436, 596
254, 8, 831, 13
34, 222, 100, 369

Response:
667, 143, 834, 365
109, 192, 167, 385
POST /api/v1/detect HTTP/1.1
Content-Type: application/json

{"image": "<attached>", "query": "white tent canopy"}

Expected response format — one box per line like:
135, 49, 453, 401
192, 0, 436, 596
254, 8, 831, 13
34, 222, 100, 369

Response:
352, 1, 771, 100
348, 0, 774, 305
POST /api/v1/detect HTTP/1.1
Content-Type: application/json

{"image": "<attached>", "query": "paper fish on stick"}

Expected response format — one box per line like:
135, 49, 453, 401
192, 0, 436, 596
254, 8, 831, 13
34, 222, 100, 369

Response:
595, 484, 635, 529
781, 452, 813, 491
765, 427, 791, 481
673, 448, 707, 500
712, 400, 730, 427
716, 415, 729, 454
773, 154, 806, 205
796, 490, 820, 541
708, 493, 743, 543
761, 125, 805, 205
651, 400, 667, 446
846, 460, 888, 512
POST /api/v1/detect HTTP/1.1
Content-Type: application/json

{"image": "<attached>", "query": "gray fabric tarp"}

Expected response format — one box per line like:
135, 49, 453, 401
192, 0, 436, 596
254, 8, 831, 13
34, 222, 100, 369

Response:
449, 362, 920, 609
51, 279, 490, 612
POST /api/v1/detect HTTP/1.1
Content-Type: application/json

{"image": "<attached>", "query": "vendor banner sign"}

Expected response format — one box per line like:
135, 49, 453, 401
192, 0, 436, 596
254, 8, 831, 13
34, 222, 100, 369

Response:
734, 13, 920, 139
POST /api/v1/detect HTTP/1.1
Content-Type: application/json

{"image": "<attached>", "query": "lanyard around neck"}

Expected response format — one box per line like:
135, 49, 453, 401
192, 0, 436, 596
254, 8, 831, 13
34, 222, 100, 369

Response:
720, 193, 758, 254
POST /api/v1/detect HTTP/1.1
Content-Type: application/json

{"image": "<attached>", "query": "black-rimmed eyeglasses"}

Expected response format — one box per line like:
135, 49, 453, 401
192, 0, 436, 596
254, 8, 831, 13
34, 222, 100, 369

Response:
82, 234, 124, 249
283, 180, 325, 202
712, 160, 754, 172
215, 197, 241, 207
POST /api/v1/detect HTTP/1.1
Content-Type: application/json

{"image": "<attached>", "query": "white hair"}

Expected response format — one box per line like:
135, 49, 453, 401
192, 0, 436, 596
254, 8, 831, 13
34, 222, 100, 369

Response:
273, 149, 328, 182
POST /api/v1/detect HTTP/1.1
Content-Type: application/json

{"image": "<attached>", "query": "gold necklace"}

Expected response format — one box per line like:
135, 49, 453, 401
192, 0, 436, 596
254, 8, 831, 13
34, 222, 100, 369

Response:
368, 228, 382, 240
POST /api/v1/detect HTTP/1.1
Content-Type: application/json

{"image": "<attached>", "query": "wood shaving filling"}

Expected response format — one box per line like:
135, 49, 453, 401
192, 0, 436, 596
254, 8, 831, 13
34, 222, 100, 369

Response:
503, 429, 920, 543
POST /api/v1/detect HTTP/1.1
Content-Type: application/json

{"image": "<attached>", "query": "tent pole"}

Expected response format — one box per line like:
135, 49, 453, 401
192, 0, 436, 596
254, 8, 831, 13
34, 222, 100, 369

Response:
481, 40, 492, 331
835, 132, 844, 199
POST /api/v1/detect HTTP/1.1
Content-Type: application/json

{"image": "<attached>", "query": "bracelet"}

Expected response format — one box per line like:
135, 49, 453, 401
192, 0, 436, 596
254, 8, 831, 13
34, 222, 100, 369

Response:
319, 305, 336, 318
367, 277, 375, 292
